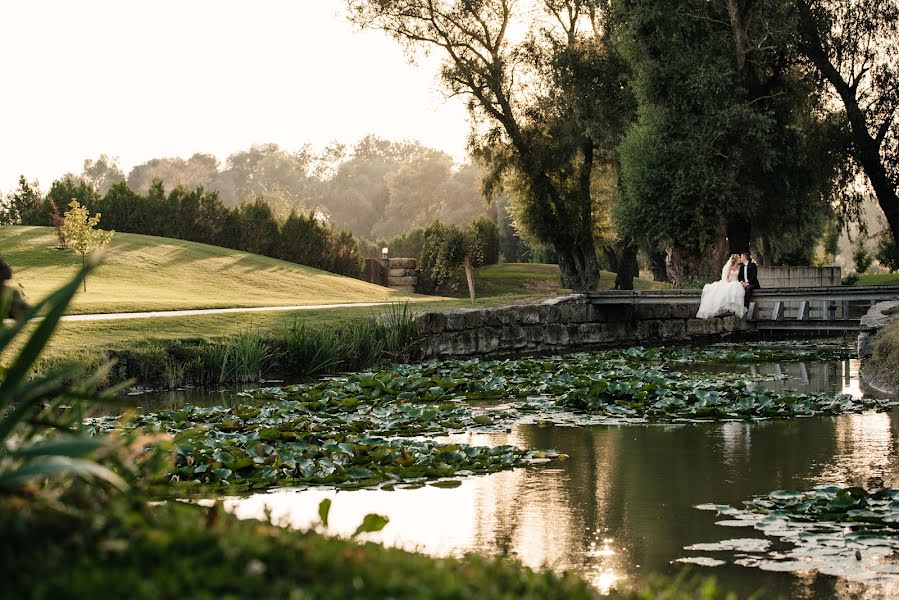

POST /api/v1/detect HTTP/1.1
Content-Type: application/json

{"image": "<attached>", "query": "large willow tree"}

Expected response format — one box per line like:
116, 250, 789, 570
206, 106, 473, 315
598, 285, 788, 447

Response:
348, 0, 632, 290
614, 0, 848, 282
796, 0, 899, 249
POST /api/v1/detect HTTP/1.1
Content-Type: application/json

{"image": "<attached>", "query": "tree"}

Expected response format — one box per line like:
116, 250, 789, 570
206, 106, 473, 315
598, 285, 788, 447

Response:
127, 154, 220, 197
48, 176, 100, 215
81, 155, 125, 195
614, 0, 845, 282
348, 0, 631, 291
876, 231, 899, 271
61, 200, 114, 291
1, 176, 44, 225
49, 199, 67, 249
797, 0, 899, 249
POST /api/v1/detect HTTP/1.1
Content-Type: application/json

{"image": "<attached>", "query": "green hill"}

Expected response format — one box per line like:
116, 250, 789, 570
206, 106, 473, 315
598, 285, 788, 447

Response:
1, 226, 417, 314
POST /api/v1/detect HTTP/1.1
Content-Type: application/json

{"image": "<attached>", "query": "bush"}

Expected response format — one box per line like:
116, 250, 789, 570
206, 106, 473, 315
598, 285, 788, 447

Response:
876, 232, 899, 272
418, 221, 467, 294
853, 238, 873, 274
467, 216, 500, 267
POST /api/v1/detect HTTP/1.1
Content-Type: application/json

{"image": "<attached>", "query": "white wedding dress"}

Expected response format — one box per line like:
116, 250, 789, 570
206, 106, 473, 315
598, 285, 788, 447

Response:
696, 261, 746, 319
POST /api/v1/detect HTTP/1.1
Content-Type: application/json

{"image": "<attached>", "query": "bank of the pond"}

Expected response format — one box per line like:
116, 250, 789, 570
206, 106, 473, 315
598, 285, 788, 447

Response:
29, 293, 752, 390
1, 498, 598, 600
859, 301, 899, 395
31, 303, 421, 389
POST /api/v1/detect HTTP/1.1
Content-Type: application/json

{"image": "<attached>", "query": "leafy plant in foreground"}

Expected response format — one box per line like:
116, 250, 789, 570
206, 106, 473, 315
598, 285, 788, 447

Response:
0, 262, 125, 495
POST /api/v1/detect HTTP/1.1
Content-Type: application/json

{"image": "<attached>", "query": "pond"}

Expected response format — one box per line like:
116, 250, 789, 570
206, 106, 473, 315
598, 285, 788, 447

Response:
131, 349, 899, 598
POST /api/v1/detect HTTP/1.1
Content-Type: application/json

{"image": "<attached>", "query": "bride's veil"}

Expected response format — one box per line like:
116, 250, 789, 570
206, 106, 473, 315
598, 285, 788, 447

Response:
720, 258, 732, 282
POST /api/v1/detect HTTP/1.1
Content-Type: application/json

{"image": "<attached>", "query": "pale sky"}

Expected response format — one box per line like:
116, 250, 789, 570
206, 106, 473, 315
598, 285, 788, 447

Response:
0, 0, 471, 192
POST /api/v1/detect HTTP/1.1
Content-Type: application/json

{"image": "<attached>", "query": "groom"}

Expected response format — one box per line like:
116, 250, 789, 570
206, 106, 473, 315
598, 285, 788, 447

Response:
738, 252, 760, 309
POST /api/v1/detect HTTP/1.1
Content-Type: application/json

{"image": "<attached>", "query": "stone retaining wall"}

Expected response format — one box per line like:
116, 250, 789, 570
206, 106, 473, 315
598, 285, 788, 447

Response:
757, 266, 841, 288
415, 295, 748, 358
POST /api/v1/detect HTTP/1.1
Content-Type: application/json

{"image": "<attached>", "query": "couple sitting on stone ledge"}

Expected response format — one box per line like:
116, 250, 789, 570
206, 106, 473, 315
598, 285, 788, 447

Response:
696, 252, 760, 320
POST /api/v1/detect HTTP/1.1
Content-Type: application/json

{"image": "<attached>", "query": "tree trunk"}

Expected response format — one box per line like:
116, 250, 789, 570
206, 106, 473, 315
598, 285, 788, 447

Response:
727, 219, 752, 255
614, 239, 638, 290
667, 240, 727, 286
556, 238, 599, 291
647, 246, 669, 282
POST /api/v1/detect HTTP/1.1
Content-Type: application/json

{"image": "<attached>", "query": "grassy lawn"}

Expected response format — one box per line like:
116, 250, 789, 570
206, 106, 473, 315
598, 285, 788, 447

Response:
856, 272, 899, 285
1, 226, 423, 314
470, 262, 661, 296
3, 228, 662, 364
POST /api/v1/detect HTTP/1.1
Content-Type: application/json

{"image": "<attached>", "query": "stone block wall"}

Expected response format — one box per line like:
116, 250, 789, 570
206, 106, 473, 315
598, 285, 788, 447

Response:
757, 266, 841, 289
414, 295, 748, 358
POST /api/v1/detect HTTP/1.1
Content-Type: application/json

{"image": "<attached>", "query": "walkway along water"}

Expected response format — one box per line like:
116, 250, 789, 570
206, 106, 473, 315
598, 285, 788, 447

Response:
52, 302, 393, 322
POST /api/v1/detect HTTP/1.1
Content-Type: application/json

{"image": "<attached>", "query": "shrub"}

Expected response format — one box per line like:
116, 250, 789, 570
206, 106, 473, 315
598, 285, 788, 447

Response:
876, 232, 899, 272
418, 221, 467, 294
852, 238, 873, 274
467, 216, 500, 267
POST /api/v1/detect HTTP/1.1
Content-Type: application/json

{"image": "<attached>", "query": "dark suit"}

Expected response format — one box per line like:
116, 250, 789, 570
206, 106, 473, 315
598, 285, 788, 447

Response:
738, 261, 761, 308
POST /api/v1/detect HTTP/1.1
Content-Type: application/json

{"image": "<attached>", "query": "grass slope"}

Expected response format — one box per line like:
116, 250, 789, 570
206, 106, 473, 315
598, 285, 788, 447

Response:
857, 272, 899, 285
473, 262, 661, 296
1, 226, 417, 314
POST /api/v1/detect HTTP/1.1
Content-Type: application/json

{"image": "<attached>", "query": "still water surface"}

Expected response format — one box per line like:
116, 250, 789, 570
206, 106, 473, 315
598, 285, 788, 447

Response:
162, 359, 898, 597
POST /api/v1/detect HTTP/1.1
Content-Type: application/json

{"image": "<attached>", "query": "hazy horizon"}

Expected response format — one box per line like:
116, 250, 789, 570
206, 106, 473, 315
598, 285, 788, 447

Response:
0, 0, 470, 192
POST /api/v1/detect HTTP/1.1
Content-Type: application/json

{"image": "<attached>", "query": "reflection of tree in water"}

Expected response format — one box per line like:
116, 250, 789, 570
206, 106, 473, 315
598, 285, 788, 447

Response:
469, 393, 899, 597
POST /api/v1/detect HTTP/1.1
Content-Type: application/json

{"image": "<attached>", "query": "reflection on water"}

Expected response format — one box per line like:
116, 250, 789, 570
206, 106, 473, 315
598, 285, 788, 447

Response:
200, 360, 899, 597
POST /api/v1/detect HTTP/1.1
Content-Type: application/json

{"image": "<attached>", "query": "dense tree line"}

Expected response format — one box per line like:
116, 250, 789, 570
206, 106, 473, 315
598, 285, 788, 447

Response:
0, 176, 365, 279
14, 138, 495, 244
349, 0, 898, 288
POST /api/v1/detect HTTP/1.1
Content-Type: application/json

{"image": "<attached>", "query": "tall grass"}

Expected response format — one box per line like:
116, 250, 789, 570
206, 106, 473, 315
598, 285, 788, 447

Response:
274, 302, 418, 378
62, 302, 420, 389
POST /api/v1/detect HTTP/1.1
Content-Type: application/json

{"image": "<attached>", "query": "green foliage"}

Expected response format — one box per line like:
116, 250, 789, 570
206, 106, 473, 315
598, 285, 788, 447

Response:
615, 0, 844, 279
349, 2, 632, 290
853, 237, 874, 274
1, 498, 599, 599
867, 319, 899, 391
418, 221, 467, 294
92, 179, 365, 278
0, 262, 126, 496
876, 232, 899, 271
61, 200, 114, 258
48, 175, 101, 215
104, 304, 419, 388
467, 217, 500, 267
417, 219, 501, 294
0, 176, 45, 225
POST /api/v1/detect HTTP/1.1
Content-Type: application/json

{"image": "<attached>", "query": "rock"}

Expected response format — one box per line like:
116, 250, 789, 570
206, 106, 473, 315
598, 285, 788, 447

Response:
387, 276, 418, 287
388, 268, 417, 278
858, 301, 899, 360
387, 258, 417, 269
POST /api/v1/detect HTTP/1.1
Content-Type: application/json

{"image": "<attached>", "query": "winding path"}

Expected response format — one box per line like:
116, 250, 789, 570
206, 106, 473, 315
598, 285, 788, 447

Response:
57, 302, 393, 322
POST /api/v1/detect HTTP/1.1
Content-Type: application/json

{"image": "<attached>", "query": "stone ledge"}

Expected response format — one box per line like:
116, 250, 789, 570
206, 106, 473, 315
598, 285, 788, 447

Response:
414, 294, 749, 359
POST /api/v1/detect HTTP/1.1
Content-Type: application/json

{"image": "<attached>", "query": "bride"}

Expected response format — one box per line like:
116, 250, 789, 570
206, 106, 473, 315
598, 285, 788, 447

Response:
696, 254, 746, 319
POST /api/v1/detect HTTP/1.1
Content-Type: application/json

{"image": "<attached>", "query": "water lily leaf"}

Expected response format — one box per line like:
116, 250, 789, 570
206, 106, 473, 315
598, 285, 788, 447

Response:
353, 513, 389, 537
318, 498, 331, 528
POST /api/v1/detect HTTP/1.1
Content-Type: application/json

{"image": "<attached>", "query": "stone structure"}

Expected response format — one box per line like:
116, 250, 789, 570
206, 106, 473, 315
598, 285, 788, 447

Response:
857, 300, 899, 360
364, 257, 419, 293
757, 266, 841, 289
415, 295, 748, 358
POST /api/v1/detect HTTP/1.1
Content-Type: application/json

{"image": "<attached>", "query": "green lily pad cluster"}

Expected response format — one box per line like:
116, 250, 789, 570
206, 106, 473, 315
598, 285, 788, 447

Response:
602, 344, 856, 364
684, 487, 899, 583
90, 403, 560, 491
92, 346, 884, 492
249, 351, 892, 422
